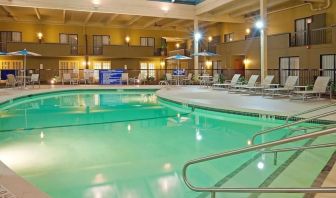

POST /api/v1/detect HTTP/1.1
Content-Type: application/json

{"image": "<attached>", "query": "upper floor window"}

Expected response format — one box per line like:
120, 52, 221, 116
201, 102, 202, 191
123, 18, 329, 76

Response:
140, 37, 155, 47
0, 31, 22, 51
59, 33, 78, 55
224, 33, 234, 43
93, 35, 110, 55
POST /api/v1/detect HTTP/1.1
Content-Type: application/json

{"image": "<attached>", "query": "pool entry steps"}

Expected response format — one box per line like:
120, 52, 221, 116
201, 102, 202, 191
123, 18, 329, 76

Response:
183, 103, 336, 198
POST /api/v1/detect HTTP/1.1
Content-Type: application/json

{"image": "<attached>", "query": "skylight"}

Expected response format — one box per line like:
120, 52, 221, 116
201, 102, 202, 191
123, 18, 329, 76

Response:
149, 0, 204, 5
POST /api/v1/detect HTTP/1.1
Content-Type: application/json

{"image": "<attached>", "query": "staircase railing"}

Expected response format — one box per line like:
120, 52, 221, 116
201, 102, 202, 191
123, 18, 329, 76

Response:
250, 109, 336, 145
262, 142, 336, 165
182, 127, 336, 197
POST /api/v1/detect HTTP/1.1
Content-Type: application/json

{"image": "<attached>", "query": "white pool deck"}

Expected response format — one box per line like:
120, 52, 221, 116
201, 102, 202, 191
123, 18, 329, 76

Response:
0, 84, 335, 198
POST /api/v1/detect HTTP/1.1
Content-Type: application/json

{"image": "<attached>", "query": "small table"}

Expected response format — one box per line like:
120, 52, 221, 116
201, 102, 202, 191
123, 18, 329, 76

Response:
199, 76, 213, 87
172, 75, 185, 85
294, 85, 308, 91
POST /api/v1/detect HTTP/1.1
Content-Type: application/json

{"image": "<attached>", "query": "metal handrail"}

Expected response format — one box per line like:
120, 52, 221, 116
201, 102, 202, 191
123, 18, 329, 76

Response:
250, 109, 336, 145
262, 142, 336, 165
289, 123, 336, 133
286, 103, 336, 123
183, 127, 336, 195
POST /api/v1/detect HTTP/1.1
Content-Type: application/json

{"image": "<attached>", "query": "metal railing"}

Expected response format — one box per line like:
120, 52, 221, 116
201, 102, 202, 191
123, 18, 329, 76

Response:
290, 27, 333, 47
286, 102, 336, 123
182, 127, 336, 196
250, 109, 336, 145
262, 142, 336, 165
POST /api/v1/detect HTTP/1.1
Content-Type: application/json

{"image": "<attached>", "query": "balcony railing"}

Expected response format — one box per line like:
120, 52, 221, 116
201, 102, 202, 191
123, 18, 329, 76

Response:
168, 49, 191, 56
290, 27, 333, 47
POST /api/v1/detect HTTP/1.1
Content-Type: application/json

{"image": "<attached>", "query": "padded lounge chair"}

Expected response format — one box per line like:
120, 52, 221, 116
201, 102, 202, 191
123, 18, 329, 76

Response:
290, 76, 331, 100
263, 76, 299, 97
213, 74, 241, 89
230, 75, 259, 92
245, 75, 274, 94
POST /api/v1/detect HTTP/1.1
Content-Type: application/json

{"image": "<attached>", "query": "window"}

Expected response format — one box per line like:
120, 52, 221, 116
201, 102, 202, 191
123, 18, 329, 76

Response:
0, 31, 22, 51
59, 33, 78, 55
59, 61, 81, 77
93, 61, 111, 70
140, 62, 156, 79
224, 33, 234, 43
140, 37, 155, 47
93, 35, 110, 55
213, 61, 222, 75
279, 57, 300, 85
0, 60, 23, 70
321, 54, 336, 83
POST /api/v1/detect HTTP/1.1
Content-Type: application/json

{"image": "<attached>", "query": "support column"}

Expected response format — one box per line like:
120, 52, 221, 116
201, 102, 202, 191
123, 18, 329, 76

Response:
260, 0, 268, 83
194, 19, 199, 76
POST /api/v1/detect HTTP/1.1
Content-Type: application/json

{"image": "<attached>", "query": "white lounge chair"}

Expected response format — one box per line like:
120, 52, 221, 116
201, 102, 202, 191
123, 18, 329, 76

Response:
230, 75, 259, 92
245, 75, 274, 94
263, 76, 299, 97
291, 76, 331, 100
213, 74, 241, 89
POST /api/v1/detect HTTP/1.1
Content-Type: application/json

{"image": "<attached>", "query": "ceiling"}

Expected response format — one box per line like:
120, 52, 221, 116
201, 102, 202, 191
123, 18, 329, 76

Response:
149, 0, 204, 5
0, 0, 312, 31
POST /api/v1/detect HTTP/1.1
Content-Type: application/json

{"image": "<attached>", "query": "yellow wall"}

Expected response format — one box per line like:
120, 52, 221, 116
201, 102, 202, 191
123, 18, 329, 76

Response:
0, 22, 188, 52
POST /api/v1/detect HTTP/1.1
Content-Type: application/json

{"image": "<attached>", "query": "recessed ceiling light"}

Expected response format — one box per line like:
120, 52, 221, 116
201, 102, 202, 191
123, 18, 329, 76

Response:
161, 6, 170, 12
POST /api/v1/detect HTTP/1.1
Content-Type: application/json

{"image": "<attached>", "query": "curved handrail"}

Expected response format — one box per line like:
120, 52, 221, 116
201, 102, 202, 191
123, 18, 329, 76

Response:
250, 109, 336, 145
286, 103, 336, 123
263, 142, 336, 154
183, 127, 336, 194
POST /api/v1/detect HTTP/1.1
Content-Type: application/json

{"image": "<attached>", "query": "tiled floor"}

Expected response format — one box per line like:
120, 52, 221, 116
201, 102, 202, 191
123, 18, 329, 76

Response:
156, 86, 336, 121
0, 85, 335, 197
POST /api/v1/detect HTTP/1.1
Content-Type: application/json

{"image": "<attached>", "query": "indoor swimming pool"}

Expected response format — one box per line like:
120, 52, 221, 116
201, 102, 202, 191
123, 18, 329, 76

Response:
0, 90, 334, 198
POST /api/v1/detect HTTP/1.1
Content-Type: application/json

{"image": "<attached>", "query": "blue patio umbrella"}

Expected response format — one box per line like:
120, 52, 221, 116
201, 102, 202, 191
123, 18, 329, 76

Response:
192, 50, 219, 57
192, 50, 219, 74
7, 49, 41, 87
166, 54, 191, 85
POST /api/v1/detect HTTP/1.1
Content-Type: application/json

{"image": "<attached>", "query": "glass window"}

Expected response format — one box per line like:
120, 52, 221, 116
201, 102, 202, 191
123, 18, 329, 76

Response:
93, 35, 110, 55
59, 33, 78, 55
140, 37, 155, 47
224, 33, 234, 43
140, 63, 148, 78
0, 31, 22, 51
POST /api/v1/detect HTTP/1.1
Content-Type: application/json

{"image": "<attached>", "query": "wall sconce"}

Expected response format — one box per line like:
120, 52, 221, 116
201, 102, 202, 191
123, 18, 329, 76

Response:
37, 32, 43, 43
246, 28, 251, 34
160, 61, 165, 68
208, 36, 213, 42
205, 60, 212, 68
243, 58, 250, 66
124, 65, 128, 70
175, 43, 180, 49
125, 36, 130, 46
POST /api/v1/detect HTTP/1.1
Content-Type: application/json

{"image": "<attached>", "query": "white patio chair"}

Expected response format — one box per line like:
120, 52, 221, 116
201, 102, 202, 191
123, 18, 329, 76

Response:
6, 74, 21, 88
230, 75, 259, 92
291, 76, 331, 100
213, 74, 241, 89
29, 74, 40, 88
182, 73, 193, 85
263, 76, 299, 97
245, 75, 274, 94
120, 73, 129, 85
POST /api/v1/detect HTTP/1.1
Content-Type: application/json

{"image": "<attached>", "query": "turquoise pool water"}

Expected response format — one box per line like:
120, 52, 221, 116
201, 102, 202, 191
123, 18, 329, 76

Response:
0, 90, 325, 198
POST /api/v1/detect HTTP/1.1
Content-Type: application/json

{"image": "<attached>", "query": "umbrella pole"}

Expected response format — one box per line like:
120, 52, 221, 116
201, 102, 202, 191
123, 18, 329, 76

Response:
24, 54, 26, 87
178, 60, 180, 86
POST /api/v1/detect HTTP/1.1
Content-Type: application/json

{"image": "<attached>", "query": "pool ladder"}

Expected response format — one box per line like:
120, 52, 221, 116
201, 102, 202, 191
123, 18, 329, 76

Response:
182, 103, 336, 197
